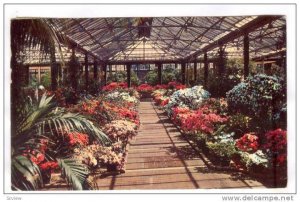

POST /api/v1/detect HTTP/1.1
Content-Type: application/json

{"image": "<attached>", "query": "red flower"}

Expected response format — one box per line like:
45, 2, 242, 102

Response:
154, 96, 163, 105
160, 98, 169, 106
102, 82, 128, 91
276, 154, 286, 165
235, 133, 259, 153
263, 128, 287, 166
30, 152, 45, 165
137, 84, 154, 93
118, 107, 138, 122
39, 161, 59, 171
65, 132, 89, 146
154, 84, 168, 89
167, 81, 186, 90
181, 107, 227, 134
264, 128, 287, 152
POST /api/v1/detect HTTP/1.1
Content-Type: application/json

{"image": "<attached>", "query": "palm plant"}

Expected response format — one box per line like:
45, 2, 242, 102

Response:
11, 94, 111, 190
11, 19, 65, 124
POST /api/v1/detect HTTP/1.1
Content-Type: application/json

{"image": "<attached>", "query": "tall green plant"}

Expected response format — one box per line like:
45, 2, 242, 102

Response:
11, 94, 110, 190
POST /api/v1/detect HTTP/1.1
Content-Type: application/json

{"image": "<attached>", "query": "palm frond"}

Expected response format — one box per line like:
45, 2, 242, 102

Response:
39, 111, 111, 145
14, 94, 111, 146
15, 94, 55, 137
57, 158, 95, 190
11, 155, 43, 190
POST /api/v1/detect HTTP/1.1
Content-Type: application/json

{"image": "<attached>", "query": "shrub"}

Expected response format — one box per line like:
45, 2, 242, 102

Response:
165, 85, 210, 115
144, 66, 181, 85
107, 70, 139, 86
226, 74, 286, 119
170, 106, 193, 126
201, 98, 228, 115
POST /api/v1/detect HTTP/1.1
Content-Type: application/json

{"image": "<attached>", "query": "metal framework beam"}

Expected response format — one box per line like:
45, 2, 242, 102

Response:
186, 16, 281, 61
252, 49, 286, 61
93, 59, 98, 80
244, 34, 250, 77
85, 53, 89, 91
126, 63, 131, 87
204, 52, 208, 88
107, 58, 218, 65
194, 61, 197, 81
181, 61, 186, 84
157, 63, 162, 85
50, 45, 58, 91
101, 62, 107, 86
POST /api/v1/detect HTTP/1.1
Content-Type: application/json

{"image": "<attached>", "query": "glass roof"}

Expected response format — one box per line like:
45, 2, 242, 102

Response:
21, 16, 286, 64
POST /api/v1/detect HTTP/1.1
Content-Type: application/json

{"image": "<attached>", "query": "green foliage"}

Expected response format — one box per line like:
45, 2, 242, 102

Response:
14, 94, 110, 150
226, 74, 286, 120
40, 71, 51, 89
11, 94, 110, 190
207, 58, 257, 97
239, 150, 269, 170
144, 66, 180, 85
162, 66, 181, 84
144, 70, 158, 85
208, 66, 242, 97
224, 113, 252, 138
206, 141, 237, 161
11, 155, 43, 190
65, 54, 81, 92
107, 70, 139, 86
88, 80, 102, 95
58, 158, 95, 190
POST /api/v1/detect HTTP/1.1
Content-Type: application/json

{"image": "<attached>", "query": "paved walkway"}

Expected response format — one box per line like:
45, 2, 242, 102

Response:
96, 101, 265, 190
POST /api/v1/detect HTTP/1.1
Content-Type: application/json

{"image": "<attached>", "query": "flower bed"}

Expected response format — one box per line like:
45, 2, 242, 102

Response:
17, 83, 141, 190
136, 84, 154, 98
136, 81, 186, 100
69, 84, 140, 173
152, 80, 287, 186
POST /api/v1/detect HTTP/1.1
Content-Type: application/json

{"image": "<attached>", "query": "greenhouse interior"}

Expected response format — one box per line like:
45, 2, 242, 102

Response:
11, 16, 287, 190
